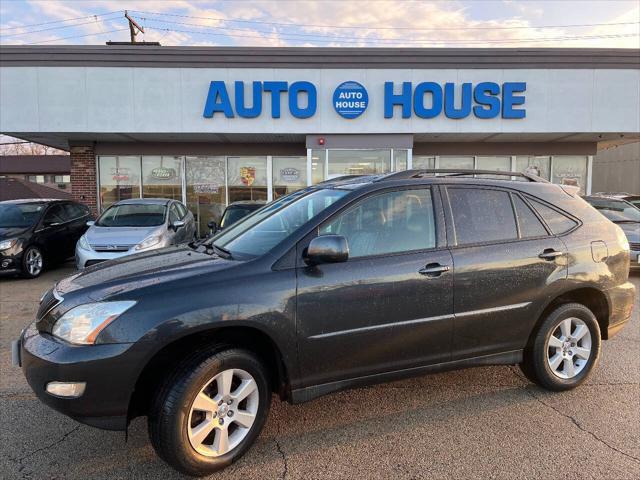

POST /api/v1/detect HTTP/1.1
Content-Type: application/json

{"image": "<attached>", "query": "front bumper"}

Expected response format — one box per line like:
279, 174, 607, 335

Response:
605, 281, 636, 339
0, 249, 23, 274
17, 322, 139, 430
75, 245, 134, 270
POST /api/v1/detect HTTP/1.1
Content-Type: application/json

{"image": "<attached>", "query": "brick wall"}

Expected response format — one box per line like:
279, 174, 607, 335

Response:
70, 145, 98, 214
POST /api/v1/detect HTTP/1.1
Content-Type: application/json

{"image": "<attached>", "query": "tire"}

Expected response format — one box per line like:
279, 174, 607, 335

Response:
21, 245, 44, 278
148, 347, 271, 476
520, 303, 601, 391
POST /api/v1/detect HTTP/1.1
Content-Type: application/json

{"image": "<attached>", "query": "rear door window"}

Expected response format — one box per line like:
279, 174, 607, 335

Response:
527, 198, 577, 235
448, 188, 517, 245
512, 194, 548, 238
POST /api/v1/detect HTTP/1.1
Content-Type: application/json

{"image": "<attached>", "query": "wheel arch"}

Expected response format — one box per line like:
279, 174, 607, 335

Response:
529, 286, 610, 347
128, 325, 291, 421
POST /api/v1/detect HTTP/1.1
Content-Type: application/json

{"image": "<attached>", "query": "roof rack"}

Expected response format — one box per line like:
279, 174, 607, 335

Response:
377, 169, 547, 183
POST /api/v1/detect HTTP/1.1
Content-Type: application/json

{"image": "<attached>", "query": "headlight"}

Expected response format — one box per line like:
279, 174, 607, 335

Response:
134, 234, 162, 251
52, 301, 136, 345
78, 235, 91, 251
0, 238, 17, 251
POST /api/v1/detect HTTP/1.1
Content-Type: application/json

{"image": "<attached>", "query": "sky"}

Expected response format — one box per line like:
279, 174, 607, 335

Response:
0, 0, 639, 48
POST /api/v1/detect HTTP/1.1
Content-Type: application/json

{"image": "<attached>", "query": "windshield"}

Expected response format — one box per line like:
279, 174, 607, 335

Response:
96, 203, 167, 227
212, 188, 349, 258
0, 203, 45, 228
588, 198, 640, 222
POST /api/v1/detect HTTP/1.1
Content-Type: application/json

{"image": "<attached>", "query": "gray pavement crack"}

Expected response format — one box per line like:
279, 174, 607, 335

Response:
524, 387, 640, 465
274, 423, 289, 480
15, 424, 80, 474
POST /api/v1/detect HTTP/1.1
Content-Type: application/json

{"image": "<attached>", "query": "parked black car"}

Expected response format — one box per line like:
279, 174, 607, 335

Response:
14, 170, 635, 476
0, 199, 93, 278
209, 200, 265, 234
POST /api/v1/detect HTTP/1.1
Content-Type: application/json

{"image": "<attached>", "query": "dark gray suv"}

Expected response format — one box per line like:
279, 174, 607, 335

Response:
14, 170, 635, 476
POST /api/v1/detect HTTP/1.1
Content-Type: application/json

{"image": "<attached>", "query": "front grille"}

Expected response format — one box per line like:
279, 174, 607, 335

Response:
37, 289, 61, 320
85, 259, 107, 267
91, 244, 132, 252
629, 242, 640, 251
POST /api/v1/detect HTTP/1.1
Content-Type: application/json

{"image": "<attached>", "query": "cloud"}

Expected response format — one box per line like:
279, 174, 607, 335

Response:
1, 0, 638, 47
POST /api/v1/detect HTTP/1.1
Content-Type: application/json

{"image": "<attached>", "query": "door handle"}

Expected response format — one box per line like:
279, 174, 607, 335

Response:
538, 249, 565, 260
418, 263, 450, 277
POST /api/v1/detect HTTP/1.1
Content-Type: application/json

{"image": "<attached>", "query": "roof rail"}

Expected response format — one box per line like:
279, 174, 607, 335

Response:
377, 169, 547, 183
316, 175, 366, 185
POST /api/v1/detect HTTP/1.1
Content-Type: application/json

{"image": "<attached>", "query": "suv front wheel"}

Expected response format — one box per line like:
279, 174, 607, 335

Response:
148, 347, 271, 476
521, 303, 601, 391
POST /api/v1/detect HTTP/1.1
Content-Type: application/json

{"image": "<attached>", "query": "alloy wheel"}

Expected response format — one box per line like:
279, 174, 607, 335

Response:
546, 317, 592, 379
187, 368, 259, 457
26, 248, 43, 276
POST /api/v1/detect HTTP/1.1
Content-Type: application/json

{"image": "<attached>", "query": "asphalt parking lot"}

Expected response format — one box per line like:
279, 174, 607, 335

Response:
1, 266, 639, 480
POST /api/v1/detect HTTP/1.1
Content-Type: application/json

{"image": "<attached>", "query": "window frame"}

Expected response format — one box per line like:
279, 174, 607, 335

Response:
509, 192, 552, 240
314, 185, 443, 262
522, 194, 582, 237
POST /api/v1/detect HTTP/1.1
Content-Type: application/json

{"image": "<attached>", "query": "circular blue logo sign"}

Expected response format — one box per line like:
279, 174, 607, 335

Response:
333, 81, 368, 119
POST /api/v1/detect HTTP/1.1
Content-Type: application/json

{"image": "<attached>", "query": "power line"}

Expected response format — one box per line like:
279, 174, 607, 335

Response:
0, 10, 122, 31
25, 28, 128, 45
130, 10, 640, 32
0, 14, 122, 38
142, 25, 639, 46
132, 15, 640, 44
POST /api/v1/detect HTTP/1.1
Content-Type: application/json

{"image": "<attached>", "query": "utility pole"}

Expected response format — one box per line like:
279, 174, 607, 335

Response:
124, 10, 144, 43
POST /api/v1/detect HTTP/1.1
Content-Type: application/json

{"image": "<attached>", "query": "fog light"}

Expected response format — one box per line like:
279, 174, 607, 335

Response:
1, 260, 11, 268
46, 381, 86, 398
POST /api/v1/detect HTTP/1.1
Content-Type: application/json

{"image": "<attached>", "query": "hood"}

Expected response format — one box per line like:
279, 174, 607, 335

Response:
85, 225, 163, 246
617, 222, 640, 242
0, 226, 31, 240
56, 246, 239, 300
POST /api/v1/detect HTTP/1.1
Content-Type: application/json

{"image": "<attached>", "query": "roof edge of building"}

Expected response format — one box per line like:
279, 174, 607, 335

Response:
1, 46, 638, 69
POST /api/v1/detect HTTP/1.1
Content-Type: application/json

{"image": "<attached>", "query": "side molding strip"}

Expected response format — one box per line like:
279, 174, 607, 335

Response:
308, 302, 531, 340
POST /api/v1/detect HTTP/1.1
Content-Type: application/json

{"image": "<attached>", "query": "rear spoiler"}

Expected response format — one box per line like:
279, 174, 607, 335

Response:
559, 185, 580, 197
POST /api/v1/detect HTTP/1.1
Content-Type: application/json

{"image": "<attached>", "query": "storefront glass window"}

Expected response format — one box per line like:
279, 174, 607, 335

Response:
393, 149, 408, 171
551, 156, 588, 194
328, 149, 391, 178
516, 156, 551, 180
185, 156, 226, 237
98, 156, 141, 211
273, 156, 307, 200
476, 156, 511, 171
439, 156, 475, 169
413, 156, 436, 170
227, 156, 268, 203
311, 149, 326, 185
141, 156, 183, 201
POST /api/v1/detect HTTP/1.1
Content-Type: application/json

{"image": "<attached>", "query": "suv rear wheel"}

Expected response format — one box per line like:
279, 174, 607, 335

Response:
521, 303, 601, 391
148, 347, 271, 476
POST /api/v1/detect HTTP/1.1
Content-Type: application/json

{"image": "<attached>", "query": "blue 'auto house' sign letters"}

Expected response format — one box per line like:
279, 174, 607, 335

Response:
203, 80, 526, 120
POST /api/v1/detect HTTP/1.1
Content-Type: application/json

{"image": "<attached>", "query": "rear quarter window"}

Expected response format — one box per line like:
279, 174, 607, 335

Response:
512, 194, 548, 238
527, 198, 578, 235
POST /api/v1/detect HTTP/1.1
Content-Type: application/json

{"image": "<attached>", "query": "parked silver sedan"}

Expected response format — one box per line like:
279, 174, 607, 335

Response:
75, 198, 196, 269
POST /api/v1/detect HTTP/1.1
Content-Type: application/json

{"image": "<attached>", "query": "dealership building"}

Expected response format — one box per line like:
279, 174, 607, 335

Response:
1, 46, 639, 235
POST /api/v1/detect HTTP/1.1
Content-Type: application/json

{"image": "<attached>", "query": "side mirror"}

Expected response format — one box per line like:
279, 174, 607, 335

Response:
207, 220, 218, 234
172, 220, 185, 231
86, 220, 95, 227
305, 235, 349, 265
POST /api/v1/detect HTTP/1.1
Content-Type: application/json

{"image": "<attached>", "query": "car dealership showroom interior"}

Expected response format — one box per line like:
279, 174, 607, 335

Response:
1, 46, 639, 237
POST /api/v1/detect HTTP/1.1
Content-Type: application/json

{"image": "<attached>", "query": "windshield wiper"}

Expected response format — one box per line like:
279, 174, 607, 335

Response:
212, 243, 233, 259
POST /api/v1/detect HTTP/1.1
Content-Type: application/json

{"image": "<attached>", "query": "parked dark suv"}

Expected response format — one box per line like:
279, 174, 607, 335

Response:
13, 170, 635, 476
